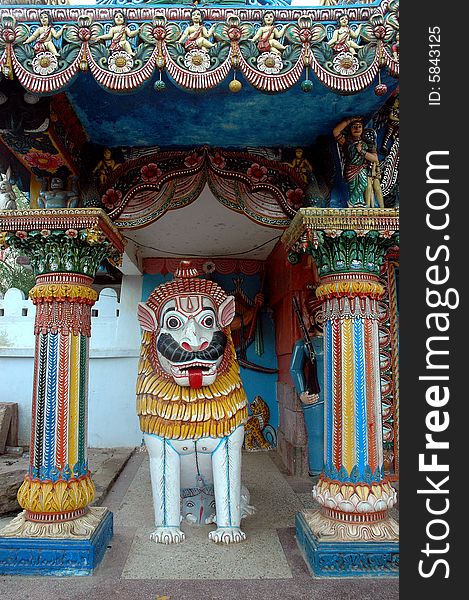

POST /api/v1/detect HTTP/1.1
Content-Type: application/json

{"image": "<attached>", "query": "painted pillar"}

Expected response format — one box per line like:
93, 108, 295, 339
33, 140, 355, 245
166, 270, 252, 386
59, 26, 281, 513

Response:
17, 271, 98, 522
283, 208, 399, 577
0, 210, 124, 570
314, 257, 395, 521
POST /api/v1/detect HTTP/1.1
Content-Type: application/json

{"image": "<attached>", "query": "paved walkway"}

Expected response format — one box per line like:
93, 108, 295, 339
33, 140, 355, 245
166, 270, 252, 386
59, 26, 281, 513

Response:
0, 449, 399, 600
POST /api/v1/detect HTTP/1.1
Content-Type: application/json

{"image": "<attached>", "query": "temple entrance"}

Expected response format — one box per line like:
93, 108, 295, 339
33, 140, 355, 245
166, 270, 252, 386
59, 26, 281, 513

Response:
1, 1, 399, 582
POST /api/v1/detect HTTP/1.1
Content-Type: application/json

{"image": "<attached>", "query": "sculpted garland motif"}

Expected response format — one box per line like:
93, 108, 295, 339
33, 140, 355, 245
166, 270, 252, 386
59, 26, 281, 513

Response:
0, 3, 399, 95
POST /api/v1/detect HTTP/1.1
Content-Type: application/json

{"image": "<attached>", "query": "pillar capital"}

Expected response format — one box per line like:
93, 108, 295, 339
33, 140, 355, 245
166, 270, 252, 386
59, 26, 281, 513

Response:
0, 208, 125, 277
282, 208, 399, 278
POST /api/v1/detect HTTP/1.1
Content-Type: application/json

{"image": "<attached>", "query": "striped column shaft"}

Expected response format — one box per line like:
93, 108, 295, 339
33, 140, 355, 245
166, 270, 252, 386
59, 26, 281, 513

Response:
17, 274, 97, 523
313, 279, 397, 524
324, 319, 333, 470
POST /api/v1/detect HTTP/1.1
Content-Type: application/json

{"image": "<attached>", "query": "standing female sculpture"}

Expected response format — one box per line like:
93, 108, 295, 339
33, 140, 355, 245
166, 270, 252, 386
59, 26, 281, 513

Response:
333, 117, 380, 208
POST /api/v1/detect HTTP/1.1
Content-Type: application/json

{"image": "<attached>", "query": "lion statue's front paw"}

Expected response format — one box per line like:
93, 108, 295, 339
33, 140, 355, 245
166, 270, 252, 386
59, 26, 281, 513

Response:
208, 527, 246, 544
150, 527, 185, 544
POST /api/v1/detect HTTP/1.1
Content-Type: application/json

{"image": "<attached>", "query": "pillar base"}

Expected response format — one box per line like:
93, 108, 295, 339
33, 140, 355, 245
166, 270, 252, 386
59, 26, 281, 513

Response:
0, 507, 113, 576
295, 509, 399, 577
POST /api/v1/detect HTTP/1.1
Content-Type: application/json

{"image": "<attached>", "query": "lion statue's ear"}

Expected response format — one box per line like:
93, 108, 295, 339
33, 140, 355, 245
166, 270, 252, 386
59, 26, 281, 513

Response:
218, 296, 236, 328
137, 302, 159, 332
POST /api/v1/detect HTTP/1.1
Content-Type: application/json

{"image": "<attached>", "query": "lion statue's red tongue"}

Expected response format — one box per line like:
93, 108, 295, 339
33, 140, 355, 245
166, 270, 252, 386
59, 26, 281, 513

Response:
188, 367, 203, 388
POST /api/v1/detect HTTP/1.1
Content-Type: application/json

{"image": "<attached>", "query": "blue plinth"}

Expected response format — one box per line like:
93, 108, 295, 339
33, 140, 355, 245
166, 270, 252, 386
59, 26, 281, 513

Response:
0, 510, 113, 576
296, 511, 399, 577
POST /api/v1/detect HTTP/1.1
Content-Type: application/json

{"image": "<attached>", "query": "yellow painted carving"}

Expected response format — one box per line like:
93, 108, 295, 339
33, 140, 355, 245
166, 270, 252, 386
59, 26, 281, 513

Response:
316, 281, 384, 300
29, 284, 97, 303
84, 226, 104, 246
17, 475, 95, 513
316, 476, 395, 501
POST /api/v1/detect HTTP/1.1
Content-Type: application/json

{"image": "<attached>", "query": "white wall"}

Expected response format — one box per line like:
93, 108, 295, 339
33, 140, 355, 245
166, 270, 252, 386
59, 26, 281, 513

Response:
0, 275, 144, 448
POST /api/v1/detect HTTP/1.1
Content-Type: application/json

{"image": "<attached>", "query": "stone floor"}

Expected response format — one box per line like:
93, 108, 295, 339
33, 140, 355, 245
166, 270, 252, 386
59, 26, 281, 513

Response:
0, 449, 399, 600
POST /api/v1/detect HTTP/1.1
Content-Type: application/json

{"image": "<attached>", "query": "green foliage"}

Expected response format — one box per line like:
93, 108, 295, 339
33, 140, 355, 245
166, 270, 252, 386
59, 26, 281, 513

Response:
282, 44, 301, 64
357, 43, 376, 66
311, 41, 333, 65
60, 43, 80, 63
135, 43, 155, 63
14, 44, 35, 62
166, 42, 185, 62
0, 249, 35, 296
209, 42, 230, 64
239, 40, 258, 61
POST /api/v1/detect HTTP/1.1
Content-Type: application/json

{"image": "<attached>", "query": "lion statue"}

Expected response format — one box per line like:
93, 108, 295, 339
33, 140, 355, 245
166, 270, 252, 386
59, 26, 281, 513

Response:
136, 261, 249, 544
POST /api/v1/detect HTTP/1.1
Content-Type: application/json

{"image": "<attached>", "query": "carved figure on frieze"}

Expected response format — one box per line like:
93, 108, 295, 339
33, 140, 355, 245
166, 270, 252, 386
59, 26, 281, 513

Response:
37, 175, 80, 209
327, 14, 362, 55
96, 11, 141, 57
243, 12, 297, 76
333, 116, 381, 208
24, 12, 67, 58
136, 261, 251, 545
0, 168, 17, 211
178, 9, 216, 52
21, 12, 68, 76
249, 11, 288, 56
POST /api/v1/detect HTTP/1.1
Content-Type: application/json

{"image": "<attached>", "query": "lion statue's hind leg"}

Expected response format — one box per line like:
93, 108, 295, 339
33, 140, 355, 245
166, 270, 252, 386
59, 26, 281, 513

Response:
209, 425, 246, 544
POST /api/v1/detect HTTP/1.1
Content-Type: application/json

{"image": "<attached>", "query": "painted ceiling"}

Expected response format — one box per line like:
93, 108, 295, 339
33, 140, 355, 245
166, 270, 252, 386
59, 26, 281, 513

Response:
66, 70, 397, 150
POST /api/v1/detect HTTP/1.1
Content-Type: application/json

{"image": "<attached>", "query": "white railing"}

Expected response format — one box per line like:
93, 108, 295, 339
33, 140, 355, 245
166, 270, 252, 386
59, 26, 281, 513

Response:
0, 276, 144, 447
0, 286, 138, 350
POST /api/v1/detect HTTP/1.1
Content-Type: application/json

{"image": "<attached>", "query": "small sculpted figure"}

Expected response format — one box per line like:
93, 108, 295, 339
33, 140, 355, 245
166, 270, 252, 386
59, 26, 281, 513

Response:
178, 9, 216, 52
136, 261, 249, 544
24, 12, 66, 57
249, 11, 288, 55
93, 148, 120, 187
285, 148, 313, 185
327, 14, 362, 55
96, 11, 140, 56
245, 396, 271, 450
0, 169, 17, 210
37, 176, 80, 209
363, 127, 384, 209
